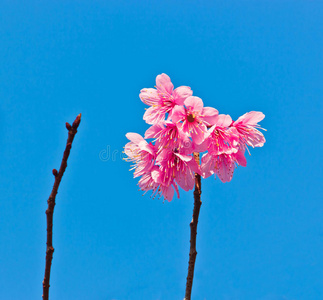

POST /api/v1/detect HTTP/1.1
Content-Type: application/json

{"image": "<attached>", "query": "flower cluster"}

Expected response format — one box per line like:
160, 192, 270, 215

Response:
125, 74, 266, 201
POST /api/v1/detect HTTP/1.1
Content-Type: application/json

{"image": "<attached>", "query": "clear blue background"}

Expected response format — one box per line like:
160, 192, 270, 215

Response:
0, 1, 322, 299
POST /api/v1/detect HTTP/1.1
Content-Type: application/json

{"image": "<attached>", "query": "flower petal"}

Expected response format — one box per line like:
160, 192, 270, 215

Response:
173, 86, 193, 105
184, 96, 204, 113
173, 182, 180, 198
193, 137, 208, 152
138, 141, 155, 155
139, 88, 159, 106
144, 123, 164, 139
188, 158, 201, 175
200, 107, 219, 126
156, 73, 174, 95
248, 130, 266, 148
174, 152, 192, 162
161, 185, 175, 202
214, 114, 232, 127
155, 149, 172, 165
151, 168, 162, 183
171, 105, 186, 123
234, 111, 265, 126
234, 148, 247, 167
216, 155, 235, 183
143, 106, 165, 125
190, 123, 207, 145
200, 153, 214, 179
125, 132, 145, 144
176, 171, 195, 191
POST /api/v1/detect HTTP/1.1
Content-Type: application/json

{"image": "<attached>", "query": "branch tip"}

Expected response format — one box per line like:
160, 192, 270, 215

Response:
72, 113, 82, 128
65, 122, 72, 131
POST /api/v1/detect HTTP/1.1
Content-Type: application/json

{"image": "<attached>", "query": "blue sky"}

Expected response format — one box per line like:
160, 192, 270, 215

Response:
0, 1, 322, 299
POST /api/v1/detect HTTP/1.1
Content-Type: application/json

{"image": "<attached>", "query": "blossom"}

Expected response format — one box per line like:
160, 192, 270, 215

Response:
151, 167, 180, 201
125, 73, 267, 200
232, 111, 266, 148
199, 114, 247, 182
140, 73, 193, 124
124, 133, 156, 178
172, 96, 218, 145
199, 114, 239, 155
136, 167, 176, 202
144, 121, 193, 154
138, 166, 160, 195
156, 148, 200, 192
201, 147, 246, 183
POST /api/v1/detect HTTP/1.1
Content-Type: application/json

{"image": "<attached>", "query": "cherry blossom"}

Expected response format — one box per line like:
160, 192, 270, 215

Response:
232, 111, 266, 148
201, 146, 247, 183
140, 73, 193, 124
124, 133, 155, 178
125, 73, 266, 201
156, 148, 200, 191
172, 96, 218, 145
137, 166, 179, 201
144, 121, 193, 154
199, 114, 239, 155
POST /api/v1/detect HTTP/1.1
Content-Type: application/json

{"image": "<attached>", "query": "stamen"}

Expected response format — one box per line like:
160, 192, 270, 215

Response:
187, 113, 195, 123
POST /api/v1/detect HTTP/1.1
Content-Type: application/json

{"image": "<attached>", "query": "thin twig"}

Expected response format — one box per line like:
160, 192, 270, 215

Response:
42, 114, 82, 300
184, 152, 202, 300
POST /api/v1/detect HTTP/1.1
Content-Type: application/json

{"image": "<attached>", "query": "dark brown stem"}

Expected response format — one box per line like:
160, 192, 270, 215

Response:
42, 114, 82, 300
185, 152, 202, 300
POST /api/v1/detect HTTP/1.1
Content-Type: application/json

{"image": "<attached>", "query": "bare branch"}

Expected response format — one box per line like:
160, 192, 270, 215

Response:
42, 114, 82, 300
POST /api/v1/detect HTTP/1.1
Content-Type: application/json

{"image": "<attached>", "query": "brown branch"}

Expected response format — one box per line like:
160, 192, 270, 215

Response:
185, 152, 202, 300
42, 114, 82, 300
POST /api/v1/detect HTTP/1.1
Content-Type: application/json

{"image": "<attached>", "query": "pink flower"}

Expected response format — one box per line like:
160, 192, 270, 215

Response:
199, 114, 247, 182
136, 165, 180, 202
201, 153, 234, 182
232, 111, 266, 148
198, 114, 239, 155
138, 166, 160, 195
201, 147, 246, 183
159, 184, 178, 202
172, 96, 218, 145
125, 74, 267, 199
124, 132, 156, 178
140, 73, 193, 124
150, 167, 180, 202
156, 148, 200, 192
144, 121, 193, 154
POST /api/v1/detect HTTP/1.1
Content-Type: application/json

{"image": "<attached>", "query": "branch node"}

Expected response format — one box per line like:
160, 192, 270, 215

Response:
65, 122, 72, 131
46, 246, 54, 254
52, 169, 58, 177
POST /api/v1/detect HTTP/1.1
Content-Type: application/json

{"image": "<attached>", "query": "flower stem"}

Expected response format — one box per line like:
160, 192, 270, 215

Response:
184, 152, 202, 300
42, 114, 82, 300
